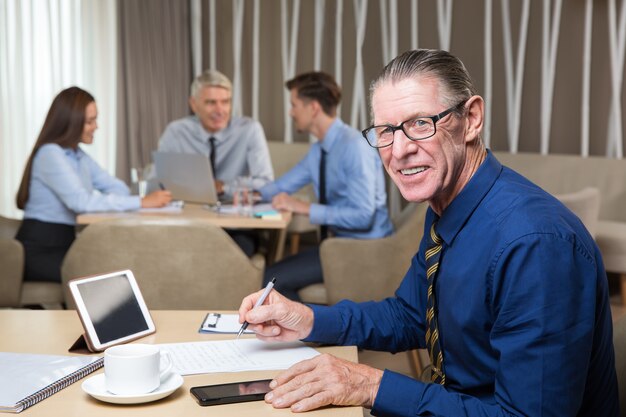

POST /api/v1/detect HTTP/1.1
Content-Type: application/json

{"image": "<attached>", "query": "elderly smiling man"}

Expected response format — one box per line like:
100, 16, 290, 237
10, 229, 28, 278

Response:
238, 49, 619, 417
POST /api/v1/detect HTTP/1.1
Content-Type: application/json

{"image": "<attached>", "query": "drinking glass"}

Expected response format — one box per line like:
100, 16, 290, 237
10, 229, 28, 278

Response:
131, 167, 148, 198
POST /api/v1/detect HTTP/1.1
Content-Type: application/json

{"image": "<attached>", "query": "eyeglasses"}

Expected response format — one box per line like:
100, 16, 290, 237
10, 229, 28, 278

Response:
361, 100, 467, 148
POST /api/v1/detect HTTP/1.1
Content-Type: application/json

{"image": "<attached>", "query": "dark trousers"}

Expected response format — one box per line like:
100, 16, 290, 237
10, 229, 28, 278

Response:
226, 229, 258, 258
262, 247, 322, 301
15, 219, 76, 283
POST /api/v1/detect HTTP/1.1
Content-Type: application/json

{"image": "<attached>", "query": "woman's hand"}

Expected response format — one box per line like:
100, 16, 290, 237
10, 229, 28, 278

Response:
141, 190, 172, 208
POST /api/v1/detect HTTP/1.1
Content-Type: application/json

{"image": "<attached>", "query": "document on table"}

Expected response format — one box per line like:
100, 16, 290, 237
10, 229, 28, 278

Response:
156, 339, 319, 376
139, 200, 184, 213
217, 203, 277, 216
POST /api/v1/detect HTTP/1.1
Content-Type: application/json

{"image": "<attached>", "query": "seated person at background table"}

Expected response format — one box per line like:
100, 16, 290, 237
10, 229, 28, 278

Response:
158, 69, 273, 257
258, 71, 393, 301
15, 86, 172, 283
238, 50, 619, 416
158, 69, 274, 197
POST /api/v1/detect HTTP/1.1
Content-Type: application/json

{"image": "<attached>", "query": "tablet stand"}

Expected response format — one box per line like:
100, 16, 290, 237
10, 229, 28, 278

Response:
68, 334, 96, 354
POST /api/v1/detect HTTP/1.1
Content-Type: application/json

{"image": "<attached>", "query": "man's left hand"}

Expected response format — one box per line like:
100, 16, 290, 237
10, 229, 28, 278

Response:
265, 354, 383, 412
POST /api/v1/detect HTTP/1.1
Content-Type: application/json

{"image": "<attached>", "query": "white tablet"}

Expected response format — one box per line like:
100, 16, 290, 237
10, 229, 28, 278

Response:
68, 270, 156, 352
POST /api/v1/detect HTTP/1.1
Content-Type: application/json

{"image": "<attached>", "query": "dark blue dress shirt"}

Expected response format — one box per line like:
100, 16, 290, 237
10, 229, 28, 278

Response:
306, 151, 619, 416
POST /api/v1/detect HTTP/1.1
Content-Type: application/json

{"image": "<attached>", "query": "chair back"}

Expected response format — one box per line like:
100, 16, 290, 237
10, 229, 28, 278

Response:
0, 215, 20, 239
320, 202, 428, 305
61, 218, 264, 310
0, 215, 64, 308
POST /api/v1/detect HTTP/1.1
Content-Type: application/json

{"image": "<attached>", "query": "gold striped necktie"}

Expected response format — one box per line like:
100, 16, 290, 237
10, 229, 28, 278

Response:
425, 222, 446, 385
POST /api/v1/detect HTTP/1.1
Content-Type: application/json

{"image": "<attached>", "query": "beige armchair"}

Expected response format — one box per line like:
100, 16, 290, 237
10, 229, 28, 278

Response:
299, 203, 430, 379
61, 218, 265, 310
0, 215, 64, 309
553, 188, 626, 306
0, 221, 23, 307
317, 202, 428, 305
267, 142, 319, 255
555, 187, 601, 238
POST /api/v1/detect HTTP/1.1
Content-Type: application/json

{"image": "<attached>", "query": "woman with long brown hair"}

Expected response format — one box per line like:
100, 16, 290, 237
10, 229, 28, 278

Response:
15, 86, 171, 283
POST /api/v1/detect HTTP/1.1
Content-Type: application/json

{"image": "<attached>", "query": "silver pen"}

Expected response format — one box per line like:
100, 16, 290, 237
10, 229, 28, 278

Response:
236, 277, 277, 339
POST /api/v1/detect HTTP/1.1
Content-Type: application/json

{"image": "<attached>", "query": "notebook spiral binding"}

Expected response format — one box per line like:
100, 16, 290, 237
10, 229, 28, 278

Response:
15, 357, 104, 413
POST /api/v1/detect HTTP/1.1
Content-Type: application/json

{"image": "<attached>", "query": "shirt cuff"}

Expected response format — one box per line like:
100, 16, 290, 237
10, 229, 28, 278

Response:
259, 182, 280, 202
302, 304, 345, 344
308, 203, 326, 226
130, 196, 142, 210
371, 370, 425, 417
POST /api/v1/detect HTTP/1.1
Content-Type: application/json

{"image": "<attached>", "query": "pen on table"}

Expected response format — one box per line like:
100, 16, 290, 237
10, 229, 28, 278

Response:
237, 277, 277, 339
158, 182, 166, 190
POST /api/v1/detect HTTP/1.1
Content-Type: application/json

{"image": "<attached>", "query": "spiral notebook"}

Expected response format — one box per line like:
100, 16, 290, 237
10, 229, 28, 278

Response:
0, 353, 103, 413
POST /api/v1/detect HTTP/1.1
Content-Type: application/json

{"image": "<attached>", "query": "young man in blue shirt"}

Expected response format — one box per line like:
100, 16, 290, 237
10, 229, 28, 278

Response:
239, 50, 619, 416
259, 71, 393, 301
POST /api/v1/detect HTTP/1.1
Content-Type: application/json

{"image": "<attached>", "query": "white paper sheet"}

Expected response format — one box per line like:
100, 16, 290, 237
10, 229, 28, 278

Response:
156, 339, 319, 376
216, 203, 275, 215
138, 200, 184, 213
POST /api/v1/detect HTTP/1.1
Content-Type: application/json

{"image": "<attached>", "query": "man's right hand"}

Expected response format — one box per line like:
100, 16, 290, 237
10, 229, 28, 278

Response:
215, 180, 224, 195
237, 289, 314, 342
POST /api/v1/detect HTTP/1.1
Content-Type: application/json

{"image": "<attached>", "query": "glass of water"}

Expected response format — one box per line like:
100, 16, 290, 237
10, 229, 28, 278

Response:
233, 176, 253, 216
130, 167, 148, 198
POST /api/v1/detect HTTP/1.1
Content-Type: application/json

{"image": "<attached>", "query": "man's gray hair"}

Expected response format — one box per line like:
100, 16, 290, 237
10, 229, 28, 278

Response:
190, 69, 233, 97
370, 49, 478, 116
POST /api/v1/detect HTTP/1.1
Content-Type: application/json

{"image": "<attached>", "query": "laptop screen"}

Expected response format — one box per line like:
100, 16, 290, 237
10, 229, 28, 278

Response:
153, 151, 219, 204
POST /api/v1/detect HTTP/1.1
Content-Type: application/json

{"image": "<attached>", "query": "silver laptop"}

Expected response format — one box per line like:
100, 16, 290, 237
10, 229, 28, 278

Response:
153, 151, 218, 205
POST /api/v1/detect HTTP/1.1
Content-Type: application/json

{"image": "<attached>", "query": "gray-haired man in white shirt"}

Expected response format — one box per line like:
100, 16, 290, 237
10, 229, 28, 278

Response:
159, 70, 274, 256
159, 70, 274, 197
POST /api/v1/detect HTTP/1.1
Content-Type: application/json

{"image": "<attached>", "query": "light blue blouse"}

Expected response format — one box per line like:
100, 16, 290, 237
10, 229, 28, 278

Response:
23, 143, 140, 225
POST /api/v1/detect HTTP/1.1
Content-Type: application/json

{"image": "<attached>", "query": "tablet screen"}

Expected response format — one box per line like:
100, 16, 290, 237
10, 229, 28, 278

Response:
69, 270, 155, 351
75, 273, 149, 344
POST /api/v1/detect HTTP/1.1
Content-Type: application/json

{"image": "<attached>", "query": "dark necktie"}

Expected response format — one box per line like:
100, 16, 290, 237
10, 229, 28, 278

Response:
209, 136, 217, 178
319, 149, 328, 240
425, 222, 446, 384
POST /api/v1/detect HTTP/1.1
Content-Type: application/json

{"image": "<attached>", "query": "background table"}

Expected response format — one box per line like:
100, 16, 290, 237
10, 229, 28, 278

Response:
77, 203, 292, 262
0, 310, 361, 416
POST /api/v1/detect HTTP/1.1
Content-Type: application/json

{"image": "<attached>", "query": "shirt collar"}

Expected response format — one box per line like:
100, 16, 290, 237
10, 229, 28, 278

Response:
193, 115, 231, 142
427, 150, 502, 246
319, 118, 343, 153
64, 146, 86, 160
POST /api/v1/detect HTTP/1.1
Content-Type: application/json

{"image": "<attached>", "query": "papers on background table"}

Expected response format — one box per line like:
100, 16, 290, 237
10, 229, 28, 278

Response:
217, 203, 281, 219
138, 200, 184, 213
156, 339, 319, 376
199, 313, 253, 334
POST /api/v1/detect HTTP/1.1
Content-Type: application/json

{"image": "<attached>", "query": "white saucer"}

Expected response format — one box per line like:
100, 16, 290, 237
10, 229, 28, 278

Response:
81, 372, 184, 404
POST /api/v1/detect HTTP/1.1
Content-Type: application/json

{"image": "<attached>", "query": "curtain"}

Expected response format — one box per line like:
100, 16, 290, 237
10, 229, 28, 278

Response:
115, 0, 192, 183
196, 0, 624, 156
0, 0, 117, 219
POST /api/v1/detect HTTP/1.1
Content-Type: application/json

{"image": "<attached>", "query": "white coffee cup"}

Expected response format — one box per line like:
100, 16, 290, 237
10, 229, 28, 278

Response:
104, 344, 173, 395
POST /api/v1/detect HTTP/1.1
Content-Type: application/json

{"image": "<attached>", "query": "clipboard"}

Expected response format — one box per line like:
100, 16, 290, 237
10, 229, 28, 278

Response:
198, 313, 253, 334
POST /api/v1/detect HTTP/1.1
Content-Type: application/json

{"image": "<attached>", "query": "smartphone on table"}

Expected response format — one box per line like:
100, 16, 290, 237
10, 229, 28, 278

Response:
190, 379, 273, 406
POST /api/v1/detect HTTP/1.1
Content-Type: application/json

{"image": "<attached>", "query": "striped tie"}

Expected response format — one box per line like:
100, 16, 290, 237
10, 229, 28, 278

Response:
425, 222, 446, 385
